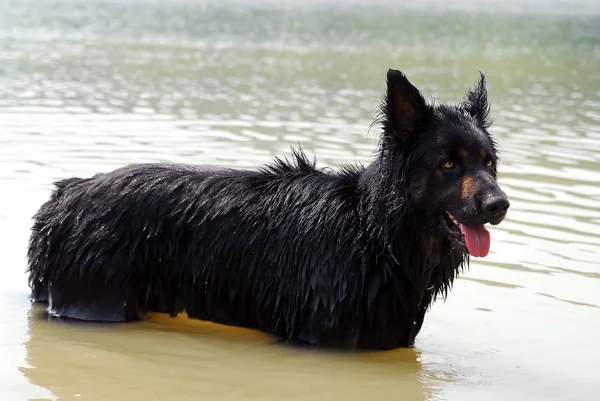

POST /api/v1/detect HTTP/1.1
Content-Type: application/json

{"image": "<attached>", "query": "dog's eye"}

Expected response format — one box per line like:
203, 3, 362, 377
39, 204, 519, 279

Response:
486, 160, 493, 167
443, 161, 455, 169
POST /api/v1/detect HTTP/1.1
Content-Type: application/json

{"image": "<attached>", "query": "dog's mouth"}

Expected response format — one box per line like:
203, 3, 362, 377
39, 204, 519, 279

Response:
442, 211, 490, 258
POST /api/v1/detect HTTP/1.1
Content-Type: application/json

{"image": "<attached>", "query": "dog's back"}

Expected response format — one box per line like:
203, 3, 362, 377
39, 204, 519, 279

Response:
27, 160, 378, 346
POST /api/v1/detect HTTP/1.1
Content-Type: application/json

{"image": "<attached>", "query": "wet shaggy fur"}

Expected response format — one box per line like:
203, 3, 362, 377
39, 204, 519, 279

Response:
27, 69, 508, 349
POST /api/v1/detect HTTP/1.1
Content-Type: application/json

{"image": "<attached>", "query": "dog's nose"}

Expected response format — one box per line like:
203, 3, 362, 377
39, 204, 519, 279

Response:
483, 195, 510, 217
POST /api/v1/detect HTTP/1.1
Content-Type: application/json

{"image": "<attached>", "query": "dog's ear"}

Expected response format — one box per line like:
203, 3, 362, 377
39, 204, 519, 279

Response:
463, 72, 491, 128
382, 69, 428, 144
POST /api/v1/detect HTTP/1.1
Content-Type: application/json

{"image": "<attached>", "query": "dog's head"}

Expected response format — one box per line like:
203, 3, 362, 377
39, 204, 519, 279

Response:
380, 69, 509, 258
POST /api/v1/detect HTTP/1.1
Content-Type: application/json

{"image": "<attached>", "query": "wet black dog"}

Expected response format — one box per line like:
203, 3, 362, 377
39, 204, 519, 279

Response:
27, 69, 509, 349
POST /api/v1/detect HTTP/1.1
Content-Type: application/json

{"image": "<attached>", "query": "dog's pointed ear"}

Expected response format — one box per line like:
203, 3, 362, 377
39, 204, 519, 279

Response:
382, 69, 428, 144
463, 71, 491, 128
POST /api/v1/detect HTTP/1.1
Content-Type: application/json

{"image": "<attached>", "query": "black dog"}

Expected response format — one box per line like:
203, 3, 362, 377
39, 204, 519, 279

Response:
27, 69, 509, 349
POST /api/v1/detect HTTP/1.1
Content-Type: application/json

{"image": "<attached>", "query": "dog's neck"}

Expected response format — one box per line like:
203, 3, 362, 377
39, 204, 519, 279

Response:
358, 152, 466, 298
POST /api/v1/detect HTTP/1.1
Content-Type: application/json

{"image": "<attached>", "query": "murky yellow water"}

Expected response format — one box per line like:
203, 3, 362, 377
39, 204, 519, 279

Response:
1, 0, 599, 400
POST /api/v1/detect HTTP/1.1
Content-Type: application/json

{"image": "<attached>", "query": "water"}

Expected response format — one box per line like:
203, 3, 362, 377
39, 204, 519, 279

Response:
1, 0, 599, 400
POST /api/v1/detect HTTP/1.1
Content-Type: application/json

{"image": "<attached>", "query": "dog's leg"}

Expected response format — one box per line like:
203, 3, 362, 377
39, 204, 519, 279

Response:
146, 280, 185, 318
46, 275, 147, 322
30, 281, 49, 303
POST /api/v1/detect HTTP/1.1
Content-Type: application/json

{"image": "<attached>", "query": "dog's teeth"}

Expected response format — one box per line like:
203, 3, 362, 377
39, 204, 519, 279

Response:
445, 211, 459, 225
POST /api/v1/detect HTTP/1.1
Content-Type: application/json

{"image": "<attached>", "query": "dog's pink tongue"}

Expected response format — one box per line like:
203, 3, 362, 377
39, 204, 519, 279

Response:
459, 224, 490, 258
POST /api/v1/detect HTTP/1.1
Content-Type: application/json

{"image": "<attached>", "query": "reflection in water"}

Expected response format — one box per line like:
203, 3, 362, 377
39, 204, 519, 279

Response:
22, 304, 430, 401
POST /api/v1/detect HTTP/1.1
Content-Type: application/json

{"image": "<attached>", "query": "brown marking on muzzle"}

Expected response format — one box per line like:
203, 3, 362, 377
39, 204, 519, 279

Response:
461, 176, 476, 200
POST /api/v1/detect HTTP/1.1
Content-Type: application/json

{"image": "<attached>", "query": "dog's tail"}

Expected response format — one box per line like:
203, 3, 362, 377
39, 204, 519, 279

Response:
26, 176, 86, 302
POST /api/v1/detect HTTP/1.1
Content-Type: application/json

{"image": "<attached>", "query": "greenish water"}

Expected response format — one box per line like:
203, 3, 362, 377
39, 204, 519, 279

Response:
1, 1, 599, 400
